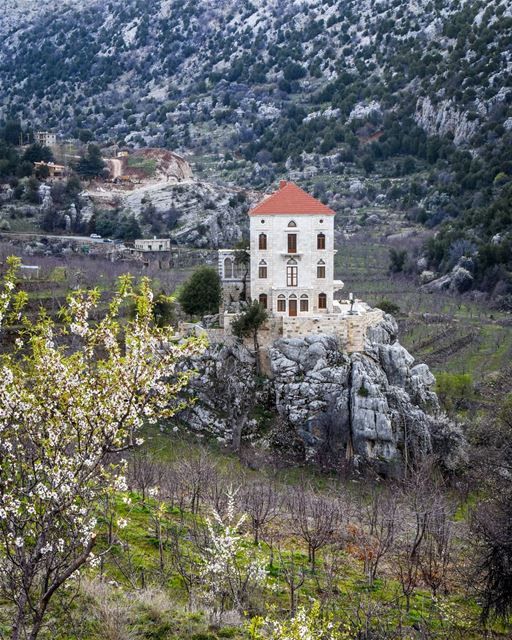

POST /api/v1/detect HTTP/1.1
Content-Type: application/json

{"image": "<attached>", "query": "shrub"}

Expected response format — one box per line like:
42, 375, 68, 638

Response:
178, 266, 221, 317
436, 372, 473, 412
376, 299, 400, 315
389, 248, 408, 273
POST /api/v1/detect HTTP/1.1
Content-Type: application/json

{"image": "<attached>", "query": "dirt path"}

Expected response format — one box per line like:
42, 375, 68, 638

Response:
105, 158, 123, 179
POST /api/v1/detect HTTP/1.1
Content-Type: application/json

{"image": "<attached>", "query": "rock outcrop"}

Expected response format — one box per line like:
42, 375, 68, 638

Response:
415, 96, 479, 145
180, 315, 467, 476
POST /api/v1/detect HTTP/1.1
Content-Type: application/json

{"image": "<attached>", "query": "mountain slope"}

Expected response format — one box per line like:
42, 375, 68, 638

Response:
0, 0, 511, 300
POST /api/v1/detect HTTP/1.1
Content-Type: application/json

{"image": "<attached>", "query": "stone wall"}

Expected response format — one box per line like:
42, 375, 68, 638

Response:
222, 308, 384, 354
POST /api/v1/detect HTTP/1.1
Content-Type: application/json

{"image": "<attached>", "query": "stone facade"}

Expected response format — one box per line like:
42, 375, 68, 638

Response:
249, 210, 343, 315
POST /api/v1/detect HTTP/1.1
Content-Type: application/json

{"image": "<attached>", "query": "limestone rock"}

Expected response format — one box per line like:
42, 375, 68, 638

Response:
179, 317, 467, 475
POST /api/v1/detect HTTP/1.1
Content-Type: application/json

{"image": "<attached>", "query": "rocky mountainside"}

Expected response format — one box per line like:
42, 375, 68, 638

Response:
0, 0, 510, 297
181, 315, 467, 476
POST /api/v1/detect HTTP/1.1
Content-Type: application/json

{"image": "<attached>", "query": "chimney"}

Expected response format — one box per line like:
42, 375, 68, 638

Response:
279, 180, 287, 189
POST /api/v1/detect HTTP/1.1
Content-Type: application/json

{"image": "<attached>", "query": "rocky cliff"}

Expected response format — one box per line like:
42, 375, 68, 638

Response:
180, 315, 467, 476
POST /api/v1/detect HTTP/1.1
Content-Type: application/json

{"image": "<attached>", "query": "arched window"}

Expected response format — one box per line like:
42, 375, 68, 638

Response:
287, 220, 297, 227
259, 233, 267, 250
259, 293, 268, 309
317, 233, 326, 250
223, 257, 234, 279
288, 294, 297, 317
318, 292, 327, 309
300, 294, 309, 312
258, 260, 267, 279
277, 294, 286, 312
317, 259, 326, 279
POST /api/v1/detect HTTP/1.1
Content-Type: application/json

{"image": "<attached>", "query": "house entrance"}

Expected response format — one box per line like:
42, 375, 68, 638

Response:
288, 299, 297, 317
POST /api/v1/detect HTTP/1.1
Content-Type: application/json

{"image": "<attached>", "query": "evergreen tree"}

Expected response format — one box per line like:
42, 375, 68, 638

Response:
75, 144, 106, 178
178, 266, 221, 317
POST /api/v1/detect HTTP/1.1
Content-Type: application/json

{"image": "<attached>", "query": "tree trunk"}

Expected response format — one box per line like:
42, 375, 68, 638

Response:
253, 331, 260, 375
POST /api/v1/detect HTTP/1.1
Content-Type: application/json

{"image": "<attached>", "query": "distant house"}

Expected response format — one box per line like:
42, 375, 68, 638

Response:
117, 151, 129, 158
35, 131, 57, 147
20, 265, 41, 279
134, 238, 171, 252
34, 161, 66, 178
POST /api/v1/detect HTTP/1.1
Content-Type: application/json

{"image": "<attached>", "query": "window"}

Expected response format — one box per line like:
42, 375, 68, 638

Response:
300, 295, 309, 312
223, 257, 234, 279
259, 293, 268, 309
288, 294, 298, 317
288, 220, 297, 227
259, 233, 267, 250
318, 293, 327, 309
317, 233, 326, 250
261, 219, 265, 224
277, 295, 286, 312
287, 265, 298, 287
287, 233, 297, 254
317, 260, 326, 279
258, 260, 267, 279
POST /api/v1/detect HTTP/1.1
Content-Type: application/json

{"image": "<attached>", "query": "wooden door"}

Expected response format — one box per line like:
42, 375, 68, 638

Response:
289, 299, 297, 317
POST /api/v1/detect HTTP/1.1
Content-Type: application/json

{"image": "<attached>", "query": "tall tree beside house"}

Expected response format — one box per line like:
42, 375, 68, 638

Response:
231, 300, 268, 375
0, 258, 204, 640
75, 144, 106, 179
22, 143, 53, 165
179, 266, 221, 318
233, 239, 250, 301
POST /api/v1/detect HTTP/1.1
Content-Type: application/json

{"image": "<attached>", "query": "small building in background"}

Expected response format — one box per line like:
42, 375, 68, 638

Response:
20, 265, 41, 279
34, 161, 66, 178
134, 238, 171, 252
35, 131, 57, 147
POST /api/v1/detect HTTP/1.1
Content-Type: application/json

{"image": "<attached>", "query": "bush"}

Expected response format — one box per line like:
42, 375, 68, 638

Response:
178, 266, 221, 317
376, 299, 400, 315
389, 248, 408, 273
436, 372, 473, 412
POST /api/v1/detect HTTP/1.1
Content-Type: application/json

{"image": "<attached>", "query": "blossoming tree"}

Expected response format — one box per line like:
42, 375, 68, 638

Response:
0, 257, 204, 640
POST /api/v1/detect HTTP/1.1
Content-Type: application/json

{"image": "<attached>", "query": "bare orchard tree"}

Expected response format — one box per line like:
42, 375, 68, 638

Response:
0, 261, 203, 640
288, 485, 341, 572
356, 486, 398, 587
168, 524, 203, 610
175, 447, 218, 515
128, 449, 164, 504
394, 461, 441, 611
419, 493, 455, 597
277, 548, 306, 615
241, 479, 282, 544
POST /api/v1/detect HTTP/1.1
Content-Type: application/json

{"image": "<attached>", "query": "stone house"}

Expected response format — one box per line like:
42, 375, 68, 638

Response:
218, 181, 384, 352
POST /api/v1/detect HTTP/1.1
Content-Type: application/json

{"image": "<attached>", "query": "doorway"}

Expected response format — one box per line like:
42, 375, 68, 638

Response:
289, 299, 297, 317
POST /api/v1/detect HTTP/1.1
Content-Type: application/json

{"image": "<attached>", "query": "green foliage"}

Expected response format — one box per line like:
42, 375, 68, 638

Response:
178, 266, 221, 317
231, 301, 268, 341
376, 299, 400, 315
75, 144, 106, 178
23, 143, 53, 164
358, 383, 369, 398
389, 248, 408, 274
436, 372, 473, 412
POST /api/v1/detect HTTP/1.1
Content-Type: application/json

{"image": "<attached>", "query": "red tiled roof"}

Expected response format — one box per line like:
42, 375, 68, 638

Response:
249, 181, 335, 216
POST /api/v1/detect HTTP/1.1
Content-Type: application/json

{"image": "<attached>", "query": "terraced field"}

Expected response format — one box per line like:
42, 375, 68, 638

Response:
335, 235, 512, 401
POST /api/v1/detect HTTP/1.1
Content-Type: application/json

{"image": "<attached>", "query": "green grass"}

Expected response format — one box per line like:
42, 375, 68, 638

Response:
127, 155, 158, 176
